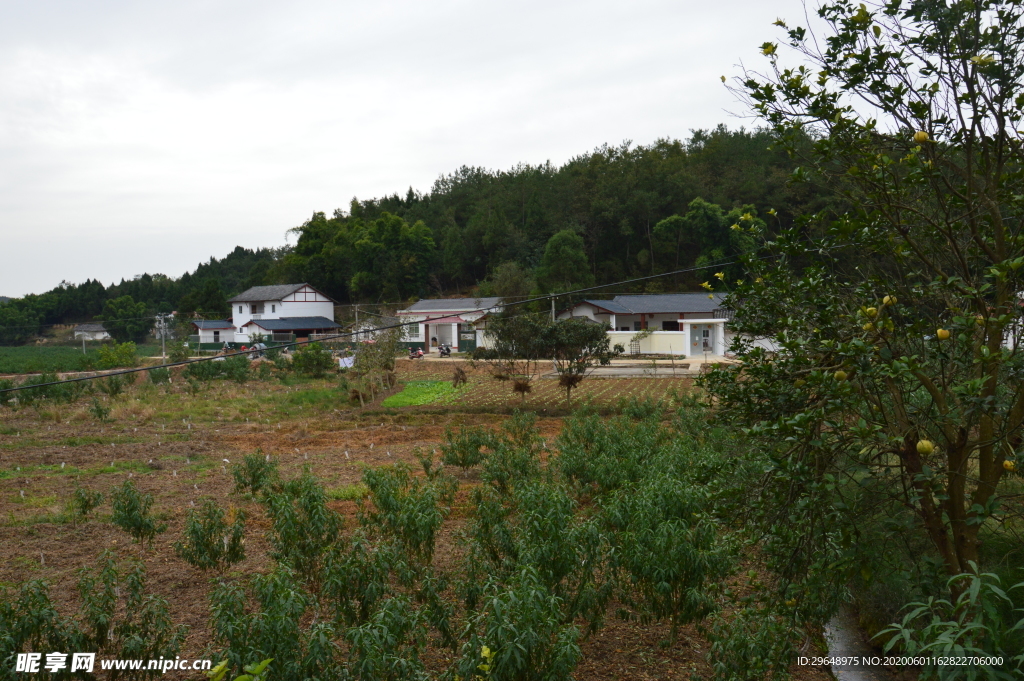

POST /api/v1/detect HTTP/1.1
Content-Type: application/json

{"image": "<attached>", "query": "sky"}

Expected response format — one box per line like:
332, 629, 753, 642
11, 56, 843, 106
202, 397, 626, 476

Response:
0, 0, 814, 298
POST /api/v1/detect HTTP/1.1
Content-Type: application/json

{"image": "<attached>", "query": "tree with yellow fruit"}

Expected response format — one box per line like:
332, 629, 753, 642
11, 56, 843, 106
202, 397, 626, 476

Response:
703, 0, 1024, 665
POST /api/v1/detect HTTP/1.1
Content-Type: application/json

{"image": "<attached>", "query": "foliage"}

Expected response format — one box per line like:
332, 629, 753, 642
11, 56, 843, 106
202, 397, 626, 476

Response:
76, 551, 189, 679
382, 380, 464, 407
88, 398, 112, 422
479, 411, 543, 494
452, 567, 581, 681
222, 355, 251, 384
69, 485, 104, 526
344, 595, 430, 681
478, 261, 535, 300
210, 567, 339, 680
110, 479, 166, 548
877, 567, 1024, 679
537, 230, 595, 293
168, 340, 191, 363
544, 317, 616, 404
99, 296, 153, 344
148, 367, 170, 384
291, 342, 335, 378
264, 471, 343, 588
440, 424, 495, 471
0, 580, 84, 674
208, 658, 273, 681
178, 279, 229, 319
232, 450, 279, 496
174, 500, 247, 572
475, 313, 551, 402
97, 341, 139, 369
97, 373, 129, 397
361, 465, 456, 563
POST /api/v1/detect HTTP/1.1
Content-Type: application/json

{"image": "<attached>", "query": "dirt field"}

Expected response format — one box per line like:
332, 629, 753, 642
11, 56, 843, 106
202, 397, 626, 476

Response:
0, 360, 832, 680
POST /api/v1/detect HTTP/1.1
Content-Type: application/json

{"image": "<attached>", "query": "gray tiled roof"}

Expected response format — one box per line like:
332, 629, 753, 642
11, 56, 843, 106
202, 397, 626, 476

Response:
243, 316, 340, 330
74, 323, 107, 332
192, 320, 235, 330
227, 284, 307, 303
576, 293, 726, 315
402, 297, 502, 313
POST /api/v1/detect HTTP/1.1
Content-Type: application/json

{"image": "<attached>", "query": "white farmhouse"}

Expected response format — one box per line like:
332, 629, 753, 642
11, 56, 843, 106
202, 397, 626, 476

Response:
191, 320, 236, 345
396, 297, 503, 353
556, 293, 762, 357
228, 283, 338, 343
73, 323, 111, 341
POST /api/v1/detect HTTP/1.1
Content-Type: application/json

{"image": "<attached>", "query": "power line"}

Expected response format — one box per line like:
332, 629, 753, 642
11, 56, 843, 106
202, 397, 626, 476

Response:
0, 254, 761, 395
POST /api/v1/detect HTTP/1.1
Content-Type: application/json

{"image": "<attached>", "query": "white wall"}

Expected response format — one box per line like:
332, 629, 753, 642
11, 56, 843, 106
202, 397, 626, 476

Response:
198, 329, 234, 344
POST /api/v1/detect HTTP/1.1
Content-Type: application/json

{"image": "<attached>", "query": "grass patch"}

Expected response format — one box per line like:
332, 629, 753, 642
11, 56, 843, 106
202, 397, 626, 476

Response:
58, 436, 145, 447
0, 344, 163, 374
382, 381, 464, 407
327, 483, 369, 501
11, 494, 58, 508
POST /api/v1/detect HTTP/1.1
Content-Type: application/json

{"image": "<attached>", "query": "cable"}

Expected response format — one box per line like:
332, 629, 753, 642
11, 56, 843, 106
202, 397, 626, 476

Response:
0, 254, 763, 395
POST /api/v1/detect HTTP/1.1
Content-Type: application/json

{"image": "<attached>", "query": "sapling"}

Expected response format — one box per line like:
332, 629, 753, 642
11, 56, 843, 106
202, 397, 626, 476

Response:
110, 479, 166, 549
174, 500, 246, 572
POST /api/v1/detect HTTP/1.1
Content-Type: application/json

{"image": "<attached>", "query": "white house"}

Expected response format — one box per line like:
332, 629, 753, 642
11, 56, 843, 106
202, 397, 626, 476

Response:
396, 297, 503, 353
228, 284, 337, 342
191, 320, 236, 345
558, 293, 735, 357
73, 323, 111, 341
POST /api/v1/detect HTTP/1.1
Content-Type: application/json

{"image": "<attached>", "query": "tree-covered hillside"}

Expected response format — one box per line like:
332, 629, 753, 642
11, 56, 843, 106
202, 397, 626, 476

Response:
0, 125, 831, 343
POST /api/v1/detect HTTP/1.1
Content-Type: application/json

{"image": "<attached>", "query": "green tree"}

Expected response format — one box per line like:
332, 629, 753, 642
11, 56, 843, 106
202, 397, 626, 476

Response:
178, 280, 229, 319
98, 295, 152, 343
479, 261, 535, 300
537, 231, 595, 293
706, 0, 1024, 620
543, 317, 615, 404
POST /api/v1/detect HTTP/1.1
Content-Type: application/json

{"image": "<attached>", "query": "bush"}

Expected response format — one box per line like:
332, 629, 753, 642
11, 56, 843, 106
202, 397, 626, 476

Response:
222, 355, 251, 384
97, 342, 138, 370
232, 451, 279, 496
361, 465, 456, 564
110, 480, 166, 548
292, 342, 335, 378
88, 398, 111, 422
168, 340, 190, 363
97, 374, 129, 397
264, 471, 342, 588
148, 367, 170, 384
174, 500, 246, 572
69, 486, 104, 526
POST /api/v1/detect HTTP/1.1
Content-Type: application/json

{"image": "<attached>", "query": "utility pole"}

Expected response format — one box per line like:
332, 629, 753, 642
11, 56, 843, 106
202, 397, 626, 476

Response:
551, 297, 555, 322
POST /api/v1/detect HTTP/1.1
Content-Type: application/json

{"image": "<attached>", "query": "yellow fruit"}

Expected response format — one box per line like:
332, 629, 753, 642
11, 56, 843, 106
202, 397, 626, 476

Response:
882, 295, 897, 306
865, 307, 878, 317
794, 379, 806, 387
863, 322, 875, 331
1005, 460, 1017, 472
834, 370, 848, 381
976, 315, 986, 326
785, 599, 797, 608
914, 130, 929, 143
937, 328, 950, 340
917, 440, 935, 455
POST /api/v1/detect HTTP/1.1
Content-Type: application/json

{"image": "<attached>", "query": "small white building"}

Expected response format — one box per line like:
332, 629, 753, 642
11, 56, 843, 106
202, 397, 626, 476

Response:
73, 323, 111, 341
558, 293, 735, 357
239, 316, 341, 341
228, 283, 337, 342
396, 297, 503, 353
191, 320, 236, 345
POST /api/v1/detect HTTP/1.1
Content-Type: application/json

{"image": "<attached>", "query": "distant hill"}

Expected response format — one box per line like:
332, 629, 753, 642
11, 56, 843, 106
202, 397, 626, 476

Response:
0, 296, 11, 304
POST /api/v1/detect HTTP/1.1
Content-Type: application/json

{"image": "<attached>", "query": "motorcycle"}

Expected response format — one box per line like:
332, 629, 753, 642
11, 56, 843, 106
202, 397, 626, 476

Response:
408, 347, 424, 359
439, 344, 452, 358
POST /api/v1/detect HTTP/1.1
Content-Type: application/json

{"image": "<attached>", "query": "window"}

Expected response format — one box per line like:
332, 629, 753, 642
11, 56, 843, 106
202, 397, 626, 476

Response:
238, 306, 242, 313
661, 321, 679, 331
214, 331, 220, 342
272, 305, 275, 313
634, 322, 642, 331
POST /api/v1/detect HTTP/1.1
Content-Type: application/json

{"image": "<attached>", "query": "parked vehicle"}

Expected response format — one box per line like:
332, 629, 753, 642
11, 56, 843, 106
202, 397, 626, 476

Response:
408, 347, 424, 359
439, 344, 452, 358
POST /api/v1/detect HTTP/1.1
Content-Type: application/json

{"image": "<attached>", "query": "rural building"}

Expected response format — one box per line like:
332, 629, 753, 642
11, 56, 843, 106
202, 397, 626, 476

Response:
558, 293, 738, 356
228, 284, 337, 342
191, 320, 235, 345
73, 323, 111, 341
239, 316, 341, 342
396, 297, 503, 353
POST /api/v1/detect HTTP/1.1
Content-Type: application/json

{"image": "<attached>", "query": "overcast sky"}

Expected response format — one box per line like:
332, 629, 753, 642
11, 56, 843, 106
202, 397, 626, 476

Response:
0, 0, 813, 298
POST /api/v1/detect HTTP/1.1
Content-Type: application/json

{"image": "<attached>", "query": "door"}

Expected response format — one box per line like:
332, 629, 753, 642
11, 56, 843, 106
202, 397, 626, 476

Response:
690, 324, 716, 353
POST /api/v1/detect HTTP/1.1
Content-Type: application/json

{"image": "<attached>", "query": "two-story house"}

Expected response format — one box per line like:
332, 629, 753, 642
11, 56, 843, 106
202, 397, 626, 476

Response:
228, 283, 339, 343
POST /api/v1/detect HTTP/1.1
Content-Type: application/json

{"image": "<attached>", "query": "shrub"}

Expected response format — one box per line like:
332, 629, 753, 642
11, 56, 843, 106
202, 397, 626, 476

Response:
168, 340, 190, 363
344, 595, 429, 681
97, 341, 138, 370
292, 342, 335, 378
148, 367, 170, 384
232, 451, 279, 496
361, 465, 456, 563
440, 425, 494, 472
88, 398, 112, 422
111, 479, 166, 548
185, 360, 222, 382
174, 500, 246, 572
264, 472, 342, 588
222, 355, 250, 384
69, 486, 104, 526
97, 374, 129, 397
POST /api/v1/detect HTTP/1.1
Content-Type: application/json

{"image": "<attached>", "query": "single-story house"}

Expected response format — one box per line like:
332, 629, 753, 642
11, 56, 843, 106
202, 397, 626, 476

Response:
556, 293, 775, 357
396, 297, 503, 353
239, 316, 341, 342
191, 320, 236, 345
73, 323, 111, 341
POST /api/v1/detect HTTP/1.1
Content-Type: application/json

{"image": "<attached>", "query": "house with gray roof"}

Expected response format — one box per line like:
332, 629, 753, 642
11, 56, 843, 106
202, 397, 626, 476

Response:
397, 297, 503, 353
228, 283, 336, 342
558, 293, 735, 356
73, 322, 111, 341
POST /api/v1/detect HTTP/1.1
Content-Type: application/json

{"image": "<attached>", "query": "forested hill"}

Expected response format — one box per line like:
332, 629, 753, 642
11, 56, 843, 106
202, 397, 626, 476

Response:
275, 125, 829, 302
0, 125, 830, 344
